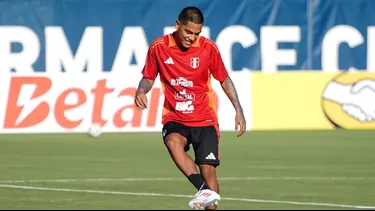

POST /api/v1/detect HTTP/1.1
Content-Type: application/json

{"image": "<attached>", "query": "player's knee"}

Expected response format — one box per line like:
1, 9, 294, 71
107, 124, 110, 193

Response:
165, 134, 186, 149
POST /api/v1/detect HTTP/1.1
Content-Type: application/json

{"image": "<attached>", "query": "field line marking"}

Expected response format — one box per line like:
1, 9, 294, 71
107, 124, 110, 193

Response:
0, 178, 183, 183
0, 184, 374, 209
0, 176, 373, 184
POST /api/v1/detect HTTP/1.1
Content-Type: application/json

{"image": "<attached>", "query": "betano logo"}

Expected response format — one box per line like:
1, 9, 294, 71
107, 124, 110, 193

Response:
4, 77, 151, 129
322, 72, 375, 129
2, 75, 219, 130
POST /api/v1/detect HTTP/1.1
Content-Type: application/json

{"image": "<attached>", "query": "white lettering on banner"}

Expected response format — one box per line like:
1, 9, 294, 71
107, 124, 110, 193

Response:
261, 26, 301, 73
322, 25, 364, 72
0, 26, 40, 73
46, 27, 103, 73
4, 25, 375, 73
0, 26, 149, 73
216, 25, 257, 72
112, 27, 148, 72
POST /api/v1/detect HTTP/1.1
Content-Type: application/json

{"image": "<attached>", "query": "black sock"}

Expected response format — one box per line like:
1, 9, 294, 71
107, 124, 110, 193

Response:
187, 173, 210, 191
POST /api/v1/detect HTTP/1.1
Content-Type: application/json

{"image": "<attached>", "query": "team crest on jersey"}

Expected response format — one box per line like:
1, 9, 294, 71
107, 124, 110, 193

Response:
190, 57, 200, 69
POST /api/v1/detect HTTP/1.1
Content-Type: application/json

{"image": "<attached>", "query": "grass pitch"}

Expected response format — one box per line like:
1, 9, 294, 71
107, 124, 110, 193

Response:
0, 130, 374, 210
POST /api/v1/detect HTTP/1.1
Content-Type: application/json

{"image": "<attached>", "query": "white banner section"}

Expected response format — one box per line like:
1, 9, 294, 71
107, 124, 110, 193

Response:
0, 71, 251, 134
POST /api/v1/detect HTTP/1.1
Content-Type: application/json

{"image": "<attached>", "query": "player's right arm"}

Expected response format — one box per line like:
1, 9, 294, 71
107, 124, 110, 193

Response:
134, 43, 158, 110
135, 78, 154, 110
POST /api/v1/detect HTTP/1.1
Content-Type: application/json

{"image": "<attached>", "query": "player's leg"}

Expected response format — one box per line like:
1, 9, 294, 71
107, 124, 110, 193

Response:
199, 164, 219, 194
162, 122, 209, 191
195, 124, 221, 193
198, 164, 219, 210
189, 125, 221, 210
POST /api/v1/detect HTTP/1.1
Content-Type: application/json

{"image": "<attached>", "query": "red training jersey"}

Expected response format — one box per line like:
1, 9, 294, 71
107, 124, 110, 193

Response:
141, 33, 229, 127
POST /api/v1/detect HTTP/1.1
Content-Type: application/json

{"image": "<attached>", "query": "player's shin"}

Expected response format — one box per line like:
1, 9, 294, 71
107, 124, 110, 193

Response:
199, 164, 219, 193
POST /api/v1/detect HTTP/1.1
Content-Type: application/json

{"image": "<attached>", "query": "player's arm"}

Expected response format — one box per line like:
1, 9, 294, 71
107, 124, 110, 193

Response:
220, 76, 243, 114
136, 77, 155, 94
135, 45, 158, 110
220, 76, 246, 137
135, 77, 155, 110
209, 41, 246, 136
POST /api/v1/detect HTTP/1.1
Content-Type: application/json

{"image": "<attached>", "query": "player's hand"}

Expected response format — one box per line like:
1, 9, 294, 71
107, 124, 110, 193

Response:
235, 111, 246, 137
134, 89, 148, 110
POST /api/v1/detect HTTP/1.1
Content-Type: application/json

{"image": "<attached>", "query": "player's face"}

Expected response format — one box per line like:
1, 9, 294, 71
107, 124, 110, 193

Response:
175, 20, 202, 49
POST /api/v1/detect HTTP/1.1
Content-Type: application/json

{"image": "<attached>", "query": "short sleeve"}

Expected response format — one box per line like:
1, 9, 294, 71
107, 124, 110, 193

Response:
141, 46, 158, 80
209, 43, 229, 83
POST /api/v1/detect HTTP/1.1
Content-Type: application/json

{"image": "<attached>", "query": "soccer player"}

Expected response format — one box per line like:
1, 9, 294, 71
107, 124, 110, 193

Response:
134, 6, 246, 210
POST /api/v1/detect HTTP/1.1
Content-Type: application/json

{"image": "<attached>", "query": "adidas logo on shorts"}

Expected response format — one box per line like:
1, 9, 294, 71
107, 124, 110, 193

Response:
205, 152, 216, 160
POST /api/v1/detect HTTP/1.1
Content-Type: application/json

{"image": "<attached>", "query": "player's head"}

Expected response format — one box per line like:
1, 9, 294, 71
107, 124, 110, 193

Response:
175, 6, 204, 49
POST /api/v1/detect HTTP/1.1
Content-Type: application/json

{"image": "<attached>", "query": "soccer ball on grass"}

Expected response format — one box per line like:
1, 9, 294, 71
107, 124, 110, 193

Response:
88, 123, 102, 137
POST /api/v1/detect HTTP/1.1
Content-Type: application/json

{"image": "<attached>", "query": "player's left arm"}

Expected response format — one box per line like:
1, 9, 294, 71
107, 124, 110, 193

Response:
208, 41, 246, 137
220, 76, 246, 137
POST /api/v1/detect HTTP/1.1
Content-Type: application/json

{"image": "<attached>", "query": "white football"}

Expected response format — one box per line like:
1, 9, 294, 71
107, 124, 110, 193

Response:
88, 123, 102, 137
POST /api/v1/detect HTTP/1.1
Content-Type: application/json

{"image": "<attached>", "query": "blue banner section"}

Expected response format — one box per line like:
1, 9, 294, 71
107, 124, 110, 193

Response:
1, 0, 375, 72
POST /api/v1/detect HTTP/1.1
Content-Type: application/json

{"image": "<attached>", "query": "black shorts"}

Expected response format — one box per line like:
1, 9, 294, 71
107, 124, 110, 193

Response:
162, 121, 220, 167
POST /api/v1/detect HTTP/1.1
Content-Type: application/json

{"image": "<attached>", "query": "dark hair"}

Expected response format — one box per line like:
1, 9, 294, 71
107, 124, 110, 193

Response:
178, 6, 204, 25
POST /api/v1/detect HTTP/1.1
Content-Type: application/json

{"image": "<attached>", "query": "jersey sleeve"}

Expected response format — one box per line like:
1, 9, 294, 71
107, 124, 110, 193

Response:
141, 46, 158, 80
209, 42, 229, 83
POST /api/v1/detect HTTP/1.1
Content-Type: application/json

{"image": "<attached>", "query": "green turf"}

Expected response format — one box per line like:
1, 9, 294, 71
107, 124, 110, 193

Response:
0, 130, 374, 210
